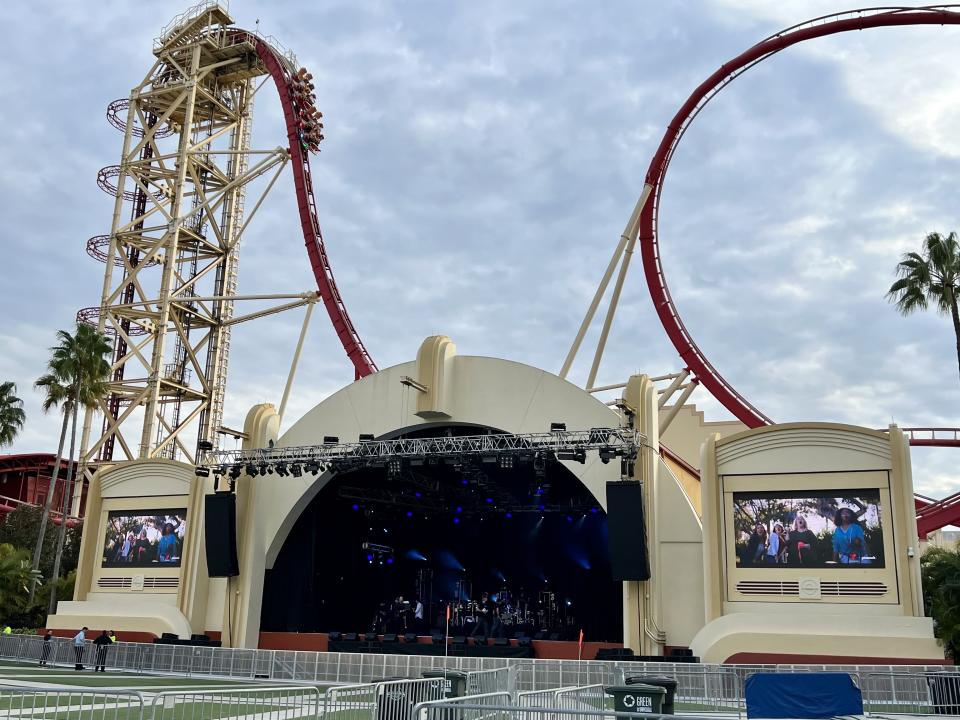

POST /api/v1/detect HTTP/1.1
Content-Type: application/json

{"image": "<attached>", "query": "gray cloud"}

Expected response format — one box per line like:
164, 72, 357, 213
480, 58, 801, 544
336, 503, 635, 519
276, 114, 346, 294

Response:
0, 1, 958, 498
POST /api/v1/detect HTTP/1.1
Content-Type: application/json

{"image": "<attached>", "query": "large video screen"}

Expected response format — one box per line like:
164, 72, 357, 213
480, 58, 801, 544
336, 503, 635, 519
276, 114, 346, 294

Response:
102, 509, 187, 568
732, 491, 884, 568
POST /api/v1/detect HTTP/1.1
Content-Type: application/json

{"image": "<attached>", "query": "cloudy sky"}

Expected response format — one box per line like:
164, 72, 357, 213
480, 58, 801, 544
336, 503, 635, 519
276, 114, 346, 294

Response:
1, 1, 959, 497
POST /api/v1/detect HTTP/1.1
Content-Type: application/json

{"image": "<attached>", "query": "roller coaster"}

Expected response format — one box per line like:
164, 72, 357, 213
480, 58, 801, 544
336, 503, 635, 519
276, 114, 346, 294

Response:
78, 4, 960, 535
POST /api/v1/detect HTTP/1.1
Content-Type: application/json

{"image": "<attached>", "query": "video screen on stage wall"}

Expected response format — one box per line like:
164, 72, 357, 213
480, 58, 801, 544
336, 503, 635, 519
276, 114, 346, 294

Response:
101, 509, 187, 568
732, 491, 884, 568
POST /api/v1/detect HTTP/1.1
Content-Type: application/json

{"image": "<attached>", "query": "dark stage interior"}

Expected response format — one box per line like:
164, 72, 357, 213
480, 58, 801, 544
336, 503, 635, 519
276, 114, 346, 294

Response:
261, 426, 624, 642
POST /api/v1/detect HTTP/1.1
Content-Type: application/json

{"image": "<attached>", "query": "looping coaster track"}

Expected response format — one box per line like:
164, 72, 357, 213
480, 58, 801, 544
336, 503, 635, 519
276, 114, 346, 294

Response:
639, 5, 960, 429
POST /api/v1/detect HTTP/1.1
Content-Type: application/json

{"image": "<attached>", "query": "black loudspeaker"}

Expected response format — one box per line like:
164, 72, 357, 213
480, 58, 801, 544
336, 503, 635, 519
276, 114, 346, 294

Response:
205, 493, 240, 577
606, 481, 651, 581
327, 632, 342, 642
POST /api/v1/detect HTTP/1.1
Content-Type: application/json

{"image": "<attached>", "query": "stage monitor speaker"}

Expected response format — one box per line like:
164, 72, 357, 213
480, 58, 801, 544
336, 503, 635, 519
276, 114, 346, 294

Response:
205, 493, 240, 577
327, 632, 342, 642
403, 633, 417, 643
606, 481, 651, 581
343, 632, 358, 642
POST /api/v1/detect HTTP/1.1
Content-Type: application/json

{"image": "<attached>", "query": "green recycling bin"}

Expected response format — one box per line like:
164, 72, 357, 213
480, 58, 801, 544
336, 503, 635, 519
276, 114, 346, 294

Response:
626, 676, 678, 715
423, 669, 468, 698
605, 684, 666, 715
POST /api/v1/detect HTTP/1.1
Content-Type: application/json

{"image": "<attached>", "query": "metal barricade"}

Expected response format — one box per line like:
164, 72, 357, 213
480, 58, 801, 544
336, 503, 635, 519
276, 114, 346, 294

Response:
555, 684, 608, 711
325, 682, 380, 717
467, 668, 514, 696
148, 686, 322, 720
417, 703, 713, 720
863, 670, 960, 715
414, 693, 515, 720
376, 678, 447, 720
0, 687, 144, 720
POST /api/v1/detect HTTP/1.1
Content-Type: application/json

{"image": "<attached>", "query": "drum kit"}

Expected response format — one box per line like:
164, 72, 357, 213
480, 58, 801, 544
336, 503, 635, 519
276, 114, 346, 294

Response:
449, 587, 556, 631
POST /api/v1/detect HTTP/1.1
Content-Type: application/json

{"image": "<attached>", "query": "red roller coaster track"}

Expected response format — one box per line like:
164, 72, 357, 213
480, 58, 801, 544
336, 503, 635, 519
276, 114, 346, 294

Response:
244, 33, 378, 380
638, 6, 960, 531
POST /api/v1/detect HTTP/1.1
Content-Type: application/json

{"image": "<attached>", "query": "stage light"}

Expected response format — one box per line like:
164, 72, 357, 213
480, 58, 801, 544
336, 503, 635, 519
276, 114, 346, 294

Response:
414, 491, 421, 498
453, 517, 460, 525
306, 461, 321, 474
590, 507, 599, 514
388, 458, 402, 476
359, 433, 374, 442
195, 467, 210, 477
386, 557, 394, 564
197, 440, 214, 452
291, 464, 303, 477
485, 498, 493, 504
505, 512, 513, 518
455, 506, 462, 513
566, 515, 573, 523
481, 453, 496, 464
229, 464, 242, 480
259, 463, 271, 475
323, 436, 339, 444
550, 422, 566, 432
406, 511, 413, 517
538, 505, 545, 511
276, 463, 289, 477
599, 447, 617, 464
245, 463, 257, 476
499, 455, 514, 469
352, 504, 360, 511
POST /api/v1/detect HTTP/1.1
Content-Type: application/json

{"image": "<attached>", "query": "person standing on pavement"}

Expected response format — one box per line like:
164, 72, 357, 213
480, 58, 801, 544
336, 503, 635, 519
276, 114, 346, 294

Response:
73, 627, 88, 670
93, 630, 112, 672
39, 630, 53, 666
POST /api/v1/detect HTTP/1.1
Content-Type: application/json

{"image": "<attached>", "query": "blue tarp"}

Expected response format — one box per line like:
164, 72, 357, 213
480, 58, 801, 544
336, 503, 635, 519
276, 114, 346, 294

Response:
745, 672, 863, 719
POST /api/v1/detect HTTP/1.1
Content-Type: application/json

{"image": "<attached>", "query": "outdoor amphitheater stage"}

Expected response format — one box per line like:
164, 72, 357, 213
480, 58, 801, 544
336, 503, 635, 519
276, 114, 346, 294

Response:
258, 632, 626, 660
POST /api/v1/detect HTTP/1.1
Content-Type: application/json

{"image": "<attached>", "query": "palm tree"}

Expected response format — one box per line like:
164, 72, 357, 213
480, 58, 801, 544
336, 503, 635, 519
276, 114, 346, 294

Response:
886, 231, 960, 381
27, 373, 73, 604
0, 382, 26, 447
35, 325, 113, 617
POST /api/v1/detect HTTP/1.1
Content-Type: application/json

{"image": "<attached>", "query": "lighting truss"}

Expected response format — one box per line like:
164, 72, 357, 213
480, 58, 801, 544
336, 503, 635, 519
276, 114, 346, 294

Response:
198, 427, 642, 472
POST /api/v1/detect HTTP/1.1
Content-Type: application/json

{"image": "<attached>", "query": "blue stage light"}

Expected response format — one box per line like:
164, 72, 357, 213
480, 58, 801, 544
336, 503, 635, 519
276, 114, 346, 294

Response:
415, 491, 421, 498
406, 511, 413, 517
352, 504, 360, 511
456, 506, 462, 513
485, 497, 493, 504
590, 507, 599, 514
453, 517, 460, 524
505, 512, 513, 518
386, 557, 394, 564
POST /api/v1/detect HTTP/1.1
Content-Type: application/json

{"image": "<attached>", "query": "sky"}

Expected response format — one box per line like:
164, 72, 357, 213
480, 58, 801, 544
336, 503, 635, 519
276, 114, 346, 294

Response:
1, 1, 959, 497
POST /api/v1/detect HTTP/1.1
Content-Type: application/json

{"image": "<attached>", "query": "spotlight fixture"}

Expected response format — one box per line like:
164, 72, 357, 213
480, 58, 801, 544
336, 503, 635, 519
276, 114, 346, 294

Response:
306, 461, 321, 475
599, 447, 617, 464
291, 464, 303, 478
498, 455, 514, 469
323, 435, 339, 444
197, 440, 214, 452
259, 463, 272, 476
550, 422, 566, 433
388, 457, 402, 476
275, 463, 289, 477
359, 433, 374, 442
245, 463, 258, 477
195, 466, 210, 477
229, 464, 242, 480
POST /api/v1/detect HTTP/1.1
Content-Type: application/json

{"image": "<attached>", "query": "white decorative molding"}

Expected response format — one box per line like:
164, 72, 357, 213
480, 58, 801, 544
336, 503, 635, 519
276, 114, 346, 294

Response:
717, 425, 891, 475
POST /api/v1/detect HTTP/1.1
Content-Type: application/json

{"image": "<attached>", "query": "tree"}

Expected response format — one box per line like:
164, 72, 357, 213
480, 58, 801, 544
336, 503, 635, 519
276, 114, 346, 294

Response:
35, 325, 113, 618
0, 543, 33, 617
27, 371, 73, 603
0, 381, 26, 447
2, 505, 83, 581
886, 231, 960, 381
921, 545, 960, 658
